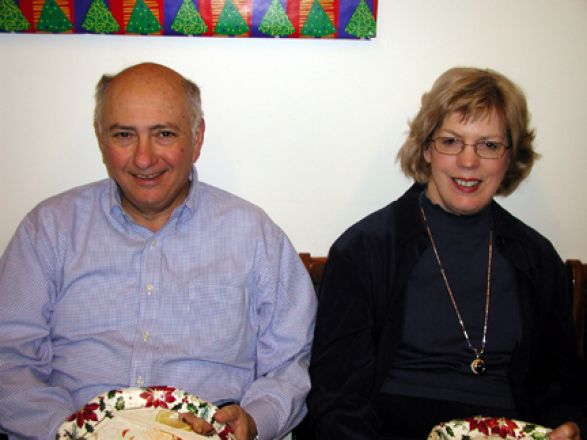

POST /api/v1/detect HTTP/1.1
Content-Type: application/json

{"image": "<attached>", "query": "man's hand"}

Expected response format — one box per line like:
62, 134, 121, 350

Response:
213, 404, 258, 440
549, 422, 581, 440
179, 412, 215, 436
180, 404, 257, 440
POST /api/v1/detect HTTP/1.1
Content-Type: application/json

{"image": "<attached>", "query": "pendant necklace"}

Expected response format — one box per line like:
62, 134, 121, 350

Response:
419, 195, 492, 375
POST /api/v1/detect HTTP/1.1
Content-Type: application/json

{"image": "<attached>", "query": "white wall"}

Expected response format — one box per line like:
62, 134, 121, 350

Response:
1, 0, 586, 260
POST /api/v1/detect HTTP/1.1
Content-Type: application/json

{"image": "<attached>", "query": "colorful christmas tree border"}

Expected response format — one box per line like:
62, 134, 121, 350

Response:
1, 0, 377, 39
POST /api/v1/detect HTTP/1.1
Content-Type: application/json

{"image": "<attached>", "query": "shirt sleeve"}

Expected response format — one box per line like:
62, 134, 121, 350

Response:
239, 231, 317, 440
0, 216, 76, 439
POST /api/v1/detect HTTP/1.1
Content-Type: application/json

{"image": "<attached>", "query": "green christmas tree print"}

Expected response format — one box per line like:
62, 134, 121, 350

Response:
301, 0, 335, 37
171, 0, 208, 36
0, 0, 30, 32
82, 0, 120, 34
345, 0, 375, 39
258, 0, 294, 37
214, 0, 249, 36
37, 0, 72, 33
126, 0, 162, 34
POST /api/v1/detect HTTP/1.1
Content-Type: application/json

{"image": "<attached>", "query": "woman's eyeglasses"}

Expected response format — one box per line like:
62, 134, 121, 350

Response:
429, 137, 510, 159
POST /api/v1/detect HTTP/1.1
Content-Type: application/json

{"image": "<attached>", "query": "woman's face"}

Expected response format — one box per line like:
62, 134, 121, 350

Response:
423, 110, 510, 215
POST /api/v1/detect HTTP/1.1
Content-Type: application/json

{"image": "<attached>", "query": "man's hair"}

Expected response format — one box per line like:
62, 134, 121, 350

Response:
396, 67, 538, 195
94, 66, 203, 137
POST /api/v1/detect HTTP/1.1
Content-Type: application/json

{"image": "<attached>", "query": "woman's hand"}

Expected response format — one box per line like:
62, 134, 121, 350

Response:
549, 422, 581, 440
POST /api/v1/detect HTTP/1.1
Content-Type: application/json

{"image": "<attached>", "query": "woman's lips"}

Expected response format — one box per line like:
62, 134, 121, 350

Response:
453, 177, 480, 192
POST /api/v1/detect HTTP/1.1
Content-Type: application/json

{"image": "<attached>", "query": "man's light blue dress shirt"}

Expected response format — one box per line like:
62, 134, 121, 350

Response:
0, 169, 317, 440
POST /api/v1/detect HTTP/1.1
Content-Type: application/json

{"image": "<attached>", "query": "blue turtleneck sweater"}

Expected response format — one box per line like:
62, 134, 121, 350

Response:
382, 192, 521, 410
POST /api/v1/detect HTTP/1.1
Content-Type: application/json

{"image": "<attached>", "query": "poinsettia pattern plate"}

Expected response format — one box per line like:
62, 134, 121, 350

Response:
427, 416, 551, 440
56, 386, 235, 440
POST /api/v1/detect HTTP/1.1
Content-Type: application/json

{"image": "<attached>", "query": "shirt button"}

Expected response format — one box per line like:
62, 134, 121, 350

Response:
143, 331, 150, 342
150, 239, 157, 248
146, 284, 154, 295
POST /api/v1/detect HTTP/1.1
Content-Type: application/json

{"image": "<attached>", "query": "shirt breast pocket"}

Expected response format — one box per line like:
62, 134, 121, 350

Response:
180, 284, 252, 358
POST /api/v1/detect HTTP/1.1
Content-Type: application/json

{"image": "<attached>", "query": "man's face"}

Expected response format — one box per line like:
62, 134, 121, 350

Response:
96, 65, 204, 228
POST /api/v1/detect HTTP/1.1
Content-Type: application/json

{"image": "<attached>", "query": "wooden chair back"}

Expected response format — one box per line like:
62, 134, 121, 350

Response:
299, 253, 587, 358
566, 259, 587, 358
299, 253, 327, 291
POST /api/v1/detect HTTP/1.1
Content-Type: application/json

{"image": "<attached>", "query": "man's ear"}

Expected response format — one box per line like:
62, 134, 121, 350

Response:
192, 119, 206, 163
94, 122, 107, 165
94, 122, 104, 150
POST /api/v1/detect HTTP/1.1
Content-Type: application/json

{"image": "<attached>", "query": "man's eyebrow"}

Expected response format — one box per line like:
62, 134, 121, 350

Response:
107, 123, 182, 131
108, 123, 135, 131
150, 123, 181, 131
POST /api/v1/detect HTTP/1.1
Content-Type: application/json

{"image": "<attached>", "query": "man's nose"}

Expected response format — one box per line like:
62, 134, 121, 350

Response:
133, 137, 157, 168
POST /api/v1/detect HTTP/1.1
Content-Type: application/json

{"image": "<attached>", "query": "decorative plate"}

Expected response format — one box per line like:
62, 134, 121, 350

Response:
56, 386, 235, 440
427, 416, 551, 440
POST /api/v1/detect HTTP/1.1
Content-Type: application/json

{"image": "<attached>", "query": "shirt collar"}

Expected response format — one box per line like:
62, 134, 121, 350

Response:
108, 166, 199, 233
183, 167, 198, 215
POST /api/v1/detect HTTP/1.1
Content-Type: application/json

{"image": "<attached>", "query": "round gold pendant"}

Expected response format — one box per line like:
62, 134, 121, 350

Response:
470, 357, 486, 375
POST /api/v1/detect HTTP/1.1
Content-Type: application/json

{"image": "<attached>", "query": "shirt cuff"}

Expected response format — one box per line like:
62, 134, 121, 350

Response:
242, 399, 280, 440
49, 409, 73, 440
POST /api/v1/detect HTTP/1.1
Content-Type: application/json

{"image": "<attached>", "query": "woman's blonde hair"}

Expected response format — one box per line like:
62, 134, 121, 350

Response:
397, 67, 538, 195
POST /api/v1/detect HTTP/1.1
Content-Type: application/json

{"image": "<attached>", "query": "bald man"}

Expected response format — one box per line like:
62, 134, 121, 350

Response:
0, 63, 317, 440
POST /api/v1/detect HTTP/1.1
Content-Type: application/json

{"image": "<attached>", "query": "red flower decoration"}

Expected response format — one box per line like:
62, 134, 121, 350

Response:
466, 417, 520, 439
478, 421, 490, 436
218, 424, 235, 440
67, 402, 100, 428
139, 386, 177, 409
505, 419, 519, 430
